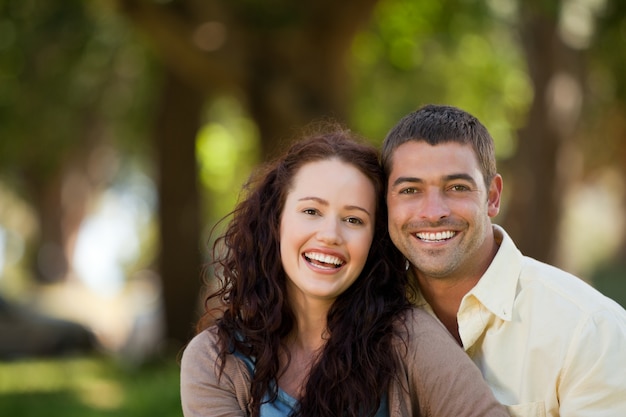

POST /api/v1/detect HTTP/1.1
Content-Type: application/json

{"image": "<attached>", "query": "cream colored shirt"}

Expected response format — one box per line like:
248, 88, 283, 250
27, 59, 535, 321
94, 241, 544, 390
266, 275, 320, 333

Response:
415, 225, 626, 417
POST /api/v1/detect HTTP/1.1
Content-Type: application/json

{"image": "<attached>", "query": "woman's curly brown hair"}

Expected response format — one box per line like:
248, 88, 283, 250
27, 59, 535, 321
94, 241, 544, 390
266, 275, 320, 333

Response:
196, 123, 412, 417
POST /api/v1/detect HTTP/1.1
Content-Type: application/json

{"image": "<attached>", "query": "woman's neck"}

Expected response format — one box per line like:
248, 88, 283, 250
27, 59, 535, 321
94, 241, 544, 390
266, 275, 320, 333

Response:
278, 295, 330, 397
289, 297, 329, 353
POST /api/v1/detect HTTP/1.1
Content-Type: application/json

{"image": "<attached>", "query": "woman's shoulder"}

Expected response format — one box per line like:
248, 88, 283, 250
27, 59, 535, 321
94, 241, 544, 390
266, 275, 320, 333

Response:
181, 328, 253, 416
183, 325, 222, 360
181, 325, 252, 393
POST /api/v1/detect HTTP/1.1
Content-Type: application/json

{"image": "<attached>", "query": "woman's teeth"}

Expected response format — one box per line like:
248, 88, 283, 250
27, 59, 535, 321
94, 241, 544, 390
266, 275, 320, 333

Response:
304, 252, 344, 268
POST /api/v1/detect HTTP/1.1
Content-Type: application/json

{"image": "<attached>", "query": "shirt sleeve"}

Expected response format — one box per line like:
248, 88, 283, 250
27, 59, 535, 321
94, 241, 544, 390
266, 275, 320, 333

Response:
399, 308, 509, 417
180, 328, 250, 417
559, 309, 626, 416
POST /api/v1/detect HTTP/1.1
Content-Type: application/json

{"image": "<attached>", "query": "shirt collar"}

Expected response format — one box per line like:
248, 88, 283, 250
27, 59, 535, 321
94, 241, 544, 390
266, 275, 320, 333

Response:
411, 225, 523, 321
466, 225, 522, 322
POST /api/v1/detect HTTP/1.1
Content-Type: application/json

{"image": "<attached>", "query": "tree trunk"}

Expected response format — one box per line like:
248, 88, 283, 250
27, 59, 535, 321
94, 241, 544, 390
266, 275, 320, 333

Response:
155, 69, 204, 346
27, 172, 69, 283
503, 0, 585, 263
24, 118, 107, 284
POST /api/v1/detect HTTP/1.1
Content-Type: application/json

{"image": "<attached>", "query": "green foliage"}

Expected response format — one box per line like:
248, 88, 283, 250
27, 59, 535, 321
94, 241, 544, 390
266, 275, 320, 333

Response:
230, 0, 305, 29
592, 260, 626, 309
0, 0, 92, 175
350, 0, 531, 160
196, 96, 260, 237
0, 355, 181, 416
581, 0, 626, 169
0, 0, 157, 184
594, 0, 626, 99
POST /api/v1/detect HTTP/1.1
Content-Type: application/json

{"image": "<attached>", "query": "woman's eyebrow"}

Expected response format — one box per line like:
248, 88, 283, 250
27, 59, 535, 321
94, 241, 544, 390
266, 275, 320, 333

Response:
298, 197, 371, 216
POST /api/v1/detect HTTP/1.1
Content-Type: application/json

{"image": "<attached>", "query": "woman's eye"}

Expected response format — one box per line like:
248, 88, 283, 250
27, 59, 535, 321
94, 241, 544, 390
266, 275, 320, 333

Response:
302, 208, 318, 216
345, 217, 364, 225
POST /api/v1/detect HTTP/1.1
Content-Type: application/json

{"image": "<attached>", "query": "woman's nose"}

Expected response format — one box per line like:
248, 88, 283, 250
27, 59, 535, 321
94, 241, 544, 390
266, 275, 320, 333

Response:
316, 218, 343, 245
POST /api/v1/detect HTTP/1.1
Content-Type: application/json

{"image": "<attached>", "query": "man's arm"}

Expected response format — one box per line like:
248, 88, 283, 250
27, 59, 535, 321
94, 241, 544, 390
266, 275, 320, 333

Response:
558, 309, 626, 416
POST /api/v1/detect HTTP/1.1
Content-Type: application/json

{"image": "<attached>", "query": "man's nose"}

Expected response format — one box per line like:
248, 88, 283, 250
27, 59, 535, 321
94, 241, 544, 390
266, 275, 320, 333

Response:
419, 190, 450, 222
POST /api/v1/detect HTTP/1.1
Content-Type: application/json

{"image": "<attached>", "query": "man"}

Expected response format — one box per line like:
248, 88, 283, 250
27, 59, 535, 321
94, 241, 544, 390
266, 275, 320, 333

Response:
382, 104, 626, 416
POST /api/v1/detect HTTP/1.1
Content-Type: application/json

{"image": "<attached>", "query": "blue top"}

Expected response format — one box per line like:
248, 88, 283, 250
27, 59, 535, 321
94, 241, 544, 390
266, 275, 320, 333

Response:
234, 350, 388, 417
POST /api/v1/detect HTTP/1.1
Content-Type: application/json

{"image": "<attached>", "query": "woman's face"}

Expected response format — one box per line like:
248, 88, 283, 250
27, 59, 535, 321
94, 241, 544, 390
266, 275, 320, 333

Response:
279, 158, 376, 306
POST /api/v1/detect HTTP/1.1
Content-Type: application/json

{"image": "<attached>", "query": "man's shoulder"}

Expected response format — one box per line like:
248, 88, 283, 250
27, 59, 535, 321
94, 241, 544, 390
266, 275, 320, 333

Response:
517, 255, 626, 318
492, 225, 625, 317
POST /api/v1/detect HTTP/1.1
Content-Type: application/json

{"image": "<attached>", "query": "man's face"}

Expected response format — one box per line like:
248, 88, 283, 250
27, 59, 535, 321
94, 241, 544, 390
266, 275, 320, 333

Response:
386, 141, 502, 283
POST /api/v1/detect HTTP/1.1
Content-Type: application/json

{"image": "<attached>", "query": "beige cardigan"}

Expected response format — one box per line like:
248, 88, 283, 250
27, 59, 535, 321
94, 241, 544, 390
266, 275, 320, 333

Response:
180, 308, 508, 417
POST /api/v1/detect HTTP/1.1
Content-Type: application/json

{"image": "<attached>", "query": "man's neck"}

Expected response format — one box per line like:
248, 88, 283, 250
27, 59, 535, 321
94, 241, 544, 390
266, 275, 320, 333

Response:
414, 229, 501, 346
416, 275, 479, 345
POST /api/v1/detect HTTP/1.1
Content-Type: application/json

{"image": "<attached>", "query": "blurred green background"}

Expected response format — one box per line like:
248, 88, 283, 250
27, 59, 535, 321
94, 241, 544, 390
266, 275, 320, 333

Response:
1, 0, 625, 415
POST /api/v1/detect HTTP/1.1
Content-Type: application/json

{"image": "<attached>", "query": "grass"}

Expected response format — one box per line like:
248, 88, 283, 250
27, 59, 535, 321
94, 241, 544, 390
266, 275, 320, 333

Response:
0, 354, 182, 416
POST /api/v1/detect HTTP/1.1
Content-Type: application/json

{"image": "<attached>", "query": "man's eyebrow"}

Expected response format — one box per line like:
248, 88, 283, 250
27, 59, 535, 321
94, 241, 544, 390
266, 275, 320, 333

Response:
298, 197, 371, 216
391, 174, 478, 187
390, 176, 423, 187
444, 173, 478, 187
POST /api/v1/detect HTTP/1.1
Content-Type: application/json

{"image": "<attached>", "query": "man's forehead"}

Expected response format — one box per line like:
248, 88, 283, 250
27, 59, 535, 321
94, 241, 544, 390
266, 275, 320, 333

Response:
388, 141, 485, 183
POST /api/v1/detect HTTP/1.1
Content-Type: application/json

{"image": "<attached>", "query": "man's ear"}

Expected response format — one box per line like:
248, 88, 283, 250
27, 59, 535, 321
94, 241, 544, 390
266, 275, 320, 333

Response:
487, 174, 503, 218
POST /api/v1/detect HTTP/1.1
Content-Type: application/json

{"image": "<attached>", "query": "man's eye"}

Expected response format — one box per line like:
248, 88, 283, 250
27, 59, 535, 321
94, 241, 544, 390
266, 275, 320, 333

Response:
450, 185, 470, 191
399, 187, 417, 194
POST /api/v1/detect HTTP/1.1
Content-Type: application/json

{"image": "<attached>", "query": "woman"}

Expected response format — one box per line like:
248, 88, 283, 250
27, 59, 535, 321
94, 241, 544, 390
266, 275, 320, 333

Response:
180, 126, 508, 417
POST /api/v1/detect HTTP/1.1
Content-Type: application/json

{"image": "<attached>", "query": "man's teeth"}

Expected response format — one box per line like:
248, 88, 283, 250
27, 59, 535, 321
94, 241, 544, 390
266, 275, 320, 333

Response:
304, 252, 344, 267
416, 231, 456, 242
